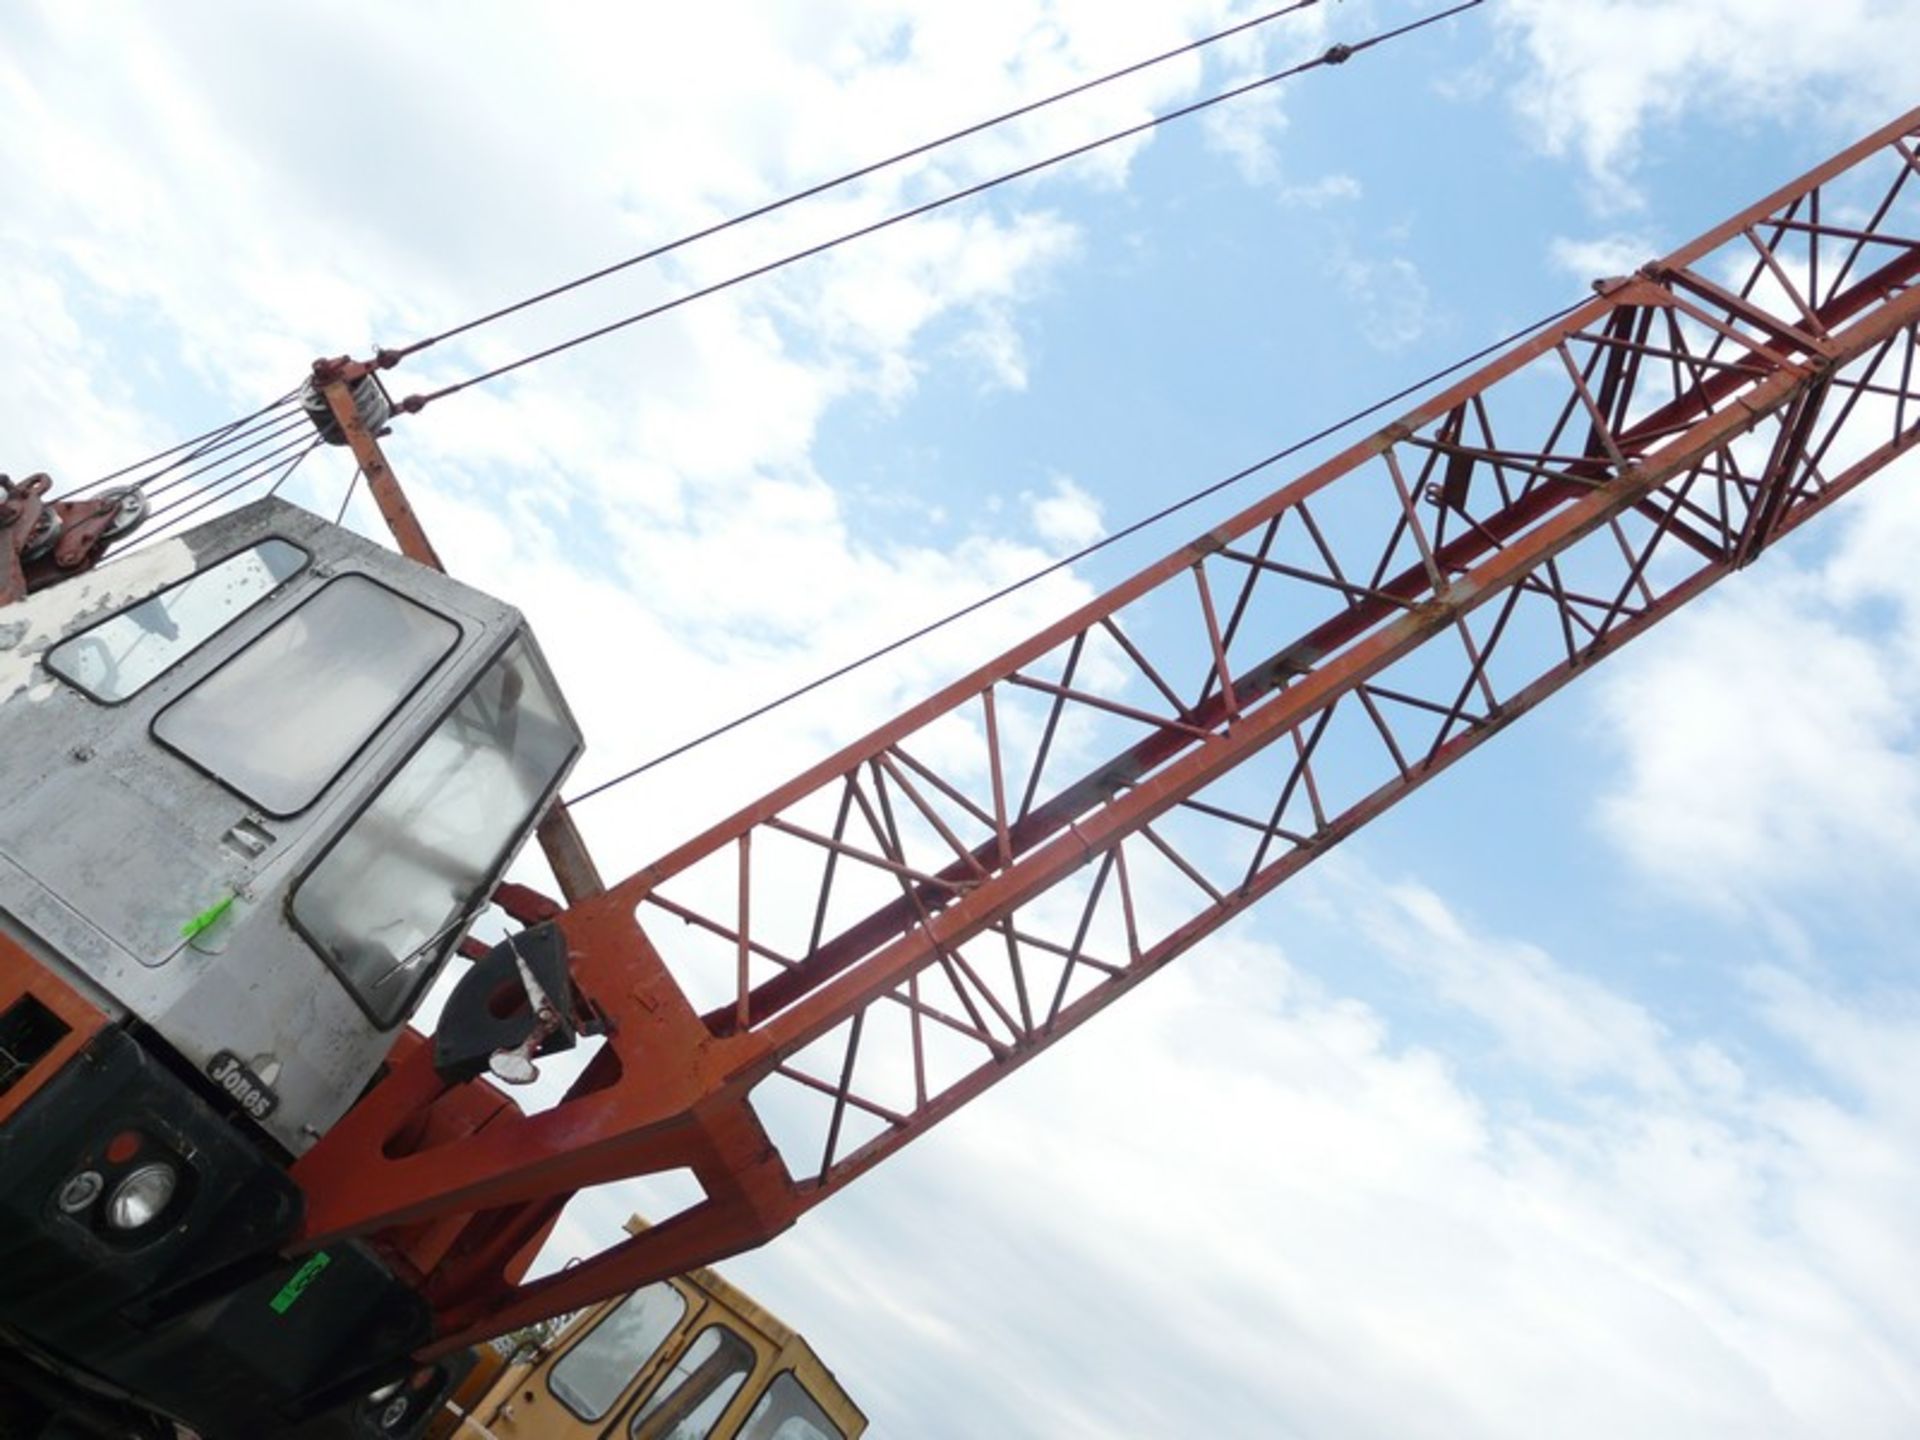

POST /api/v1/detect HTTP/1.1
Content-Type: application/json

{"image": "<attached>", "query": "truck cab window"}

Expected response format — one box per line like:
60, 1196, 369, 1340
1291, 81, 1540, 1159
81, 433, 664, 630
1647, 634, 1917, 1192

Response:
629, 1324, 756, 1440
292, 633, 578, 1025
153, 573, 457, 816
46, 538, 306, 701
549, 1283, 689, 1422
738, 1374, 845, 1440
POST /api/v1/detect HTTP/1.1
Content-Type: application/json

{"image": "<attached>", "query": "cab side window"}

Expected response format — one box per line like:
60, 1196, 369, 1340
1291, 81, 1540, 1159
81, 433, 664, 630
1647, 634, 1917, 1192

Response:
46, 538, 306, 701
629, 1324, 756, 1440
549, 1283, 689, 1423
738, 1373, 846, 1440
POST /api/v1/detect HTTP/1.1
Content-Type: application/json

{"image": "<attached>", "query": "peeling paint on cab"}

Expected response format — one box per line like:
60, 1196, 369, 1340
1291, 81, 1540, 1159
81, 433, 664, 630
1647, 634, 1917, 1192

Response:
0, 538, 198, 705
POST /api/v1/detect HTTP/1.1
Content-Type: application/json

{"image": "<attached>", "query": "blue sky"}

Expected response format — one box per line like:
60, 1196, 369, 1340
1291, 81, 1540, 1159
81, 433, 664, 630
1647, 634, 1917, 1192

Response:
6, 2, 1920, 1435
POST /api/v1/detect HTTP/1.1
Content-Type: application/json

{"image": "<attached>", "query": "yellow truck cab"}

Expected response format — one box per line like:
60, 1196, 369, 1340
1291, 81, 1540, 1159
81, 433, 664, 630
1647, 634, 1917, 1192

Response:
432, 1220, 865, 1440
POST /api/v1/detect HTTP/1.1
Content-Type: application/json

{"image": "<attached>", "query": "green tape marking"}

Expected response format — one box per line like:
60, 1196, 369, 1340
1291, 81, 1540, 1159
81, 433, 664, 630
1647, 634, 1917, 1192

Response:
270, 1251, 331, 1315
180, 892, 236, 941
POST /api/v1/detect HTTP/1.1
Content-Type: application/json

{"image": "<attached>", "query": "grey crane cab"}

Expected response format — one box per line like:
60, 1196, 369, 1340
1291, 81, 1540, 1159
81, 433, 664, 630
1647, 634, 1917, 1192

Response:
0, 496, 582, 1153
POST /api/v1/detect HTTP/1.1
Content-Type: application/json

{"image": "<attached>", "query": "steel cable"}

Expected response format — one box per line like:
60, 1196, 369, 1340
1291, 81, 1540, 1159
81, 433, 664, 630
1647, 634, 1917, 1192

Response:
126, 440, 321, 550
334, 466, 363, 525
388, 0, 1330, 362
57, 387, 305, 501
133, 430, 325, 539
50, 1, 1479, 535
566, 290, 1583, 806
401, 0, 1488, 413
126, 413, 315, 507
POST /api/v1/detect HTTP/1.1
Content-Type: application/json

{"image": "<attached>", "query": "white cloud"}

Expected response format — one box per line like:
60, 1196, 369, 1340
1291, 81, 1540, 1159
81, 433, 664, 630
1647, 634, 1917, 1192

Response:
1282, 171, 1364, 209
1024, 473, 1104, 549
1357, 880, 1684, 1092
717, 881, 1920, 1436
1194, 4, 1336, 190
1333, 250, 1436, 352
1587, 448, 1920, 917
1549, 231, 1658, 281
1203, 87, 1292, 187
1499, 1, 1920, 198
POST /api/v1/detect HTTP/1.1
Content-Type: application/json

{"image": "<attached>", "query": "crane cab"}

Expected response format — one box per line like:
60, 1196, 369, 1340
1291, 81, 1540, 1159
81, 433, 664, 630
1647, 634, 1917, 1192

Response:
0, 495, 583, 1435
0, 494, 582, 1151
432, 1220, 866, 1440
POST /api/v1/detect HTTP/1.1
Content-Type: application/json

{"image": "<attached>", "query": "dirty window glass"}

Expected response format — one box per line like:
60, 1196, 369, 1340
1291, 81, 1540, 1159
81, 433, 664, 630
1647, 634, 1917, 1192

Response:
153, 574, 456, 816
738, 1374, 846, 1440
629, 1324, 755, 1440
292, 633, 577, 1025
46, 539, 306, 701
550, 1283, 688, 1422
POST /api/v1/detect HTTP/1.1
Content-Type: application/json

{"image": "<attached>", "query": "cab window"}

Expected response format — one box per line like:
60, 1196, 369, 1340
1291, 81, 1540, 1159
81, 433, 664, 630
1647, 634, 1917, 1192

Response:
550, 1283, 688, 1422
46, 538, 306, 701
738, 1374, 846, 1440
291, 632, 577, 1025
629, 1324, 756, 1440
152, 573, 456, 816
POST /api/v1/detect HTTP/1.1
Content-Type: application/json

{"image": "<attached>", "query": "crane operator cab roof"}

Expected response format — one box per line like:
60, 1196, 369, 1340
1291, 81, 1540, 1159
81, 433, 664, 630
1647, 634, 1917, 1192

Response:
0, 495, 583, 1153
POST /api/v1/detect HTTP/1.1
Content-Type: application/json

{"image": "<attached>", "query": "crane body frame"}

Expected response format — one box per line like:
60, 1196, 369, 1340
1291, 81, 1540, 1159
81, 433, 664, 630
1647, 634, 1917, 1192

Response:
0, 99, 1916, 1439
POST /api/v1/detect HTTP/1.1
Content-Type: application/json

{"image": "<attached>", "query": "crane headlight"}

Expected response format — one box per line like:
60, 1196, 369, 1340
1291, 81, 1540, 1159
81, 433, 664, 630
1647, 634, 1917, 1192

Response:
105, 1162, 178, 1231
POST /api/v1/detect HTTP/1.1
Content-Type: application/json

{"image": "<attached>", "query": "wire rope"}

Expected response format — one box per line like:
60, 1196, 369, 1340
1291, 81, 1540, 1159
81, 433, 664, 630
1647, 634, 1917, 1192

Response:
389, 0, 1330, 361
57, 387, 305, 501
566, 290, 1583, 807
129, 439, 320, 548
400, 0, 1487, 414
334, 466, 364, 525
126, 412, 315, 508
51, 1, 1479, 527
133, 430, 324, 538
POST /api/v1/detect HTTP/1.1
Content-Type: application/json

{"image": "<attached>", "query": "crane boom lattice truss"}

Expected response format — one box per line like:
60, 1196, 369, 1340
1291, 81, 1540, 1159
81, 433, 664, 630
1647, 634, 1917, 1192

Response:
294, 108, 1920, 1349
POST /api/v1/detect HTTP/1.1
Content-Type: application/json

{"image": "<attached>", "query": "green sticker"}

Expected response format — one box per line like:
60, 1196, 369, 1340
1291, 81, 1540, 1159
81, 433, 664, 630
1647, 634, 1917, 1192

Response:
180, 892, 236, 941
270, 1251, 331, 1315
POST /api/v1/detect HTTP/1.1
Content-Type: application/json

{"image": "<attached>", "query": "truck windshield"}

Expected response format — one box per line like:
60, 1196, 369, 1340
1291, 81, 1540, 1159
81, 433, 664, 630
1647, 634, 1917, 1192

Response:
292, 632, 578, 1026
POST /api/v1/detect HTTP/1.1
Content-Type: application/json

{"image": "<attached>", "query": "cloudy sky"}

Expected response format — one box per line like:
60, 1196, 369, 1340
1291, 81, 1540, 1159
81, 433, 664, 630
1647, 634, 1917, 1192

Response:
7, 2, 1920, 1435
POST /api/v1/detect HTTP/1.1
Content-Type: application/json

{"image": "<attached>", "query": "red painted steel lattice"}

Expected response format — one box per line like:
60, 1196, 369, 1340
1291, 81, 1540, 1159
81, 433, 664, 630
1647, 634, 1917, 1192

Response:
293, 108, 1920, 1349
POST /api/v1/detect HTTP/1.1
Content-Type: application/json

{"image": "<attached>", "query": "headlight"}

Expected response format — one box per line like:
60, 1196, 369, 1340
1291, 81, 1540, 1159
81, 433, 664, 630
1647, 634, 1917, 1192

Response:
106, 1162, 178, 1231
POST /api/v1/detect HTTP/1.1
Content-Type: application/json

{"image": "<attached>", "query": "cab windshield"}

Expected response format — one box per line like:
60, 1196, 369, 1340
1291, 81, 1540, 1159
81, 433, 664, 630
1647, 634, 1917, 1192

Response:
292, 632, 579, 1025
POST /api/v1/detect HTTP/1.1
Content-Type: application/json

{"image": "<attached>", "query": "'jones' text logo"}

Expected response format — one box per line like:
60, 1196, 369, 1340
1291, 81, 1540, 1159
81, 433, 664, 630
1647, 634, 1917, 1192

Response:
206, 1052, 278, 1120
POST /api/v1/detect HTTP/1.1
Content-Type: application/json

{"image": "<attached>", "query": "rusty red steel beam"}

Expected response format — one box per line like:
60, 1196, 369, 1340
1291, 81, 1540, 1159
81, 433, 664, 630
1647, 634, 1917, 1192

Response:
415, 310, 1920, 1342
800, 418, 1920, 1219
740, 300, 1917, 1063
712, 250, 1917, 1036
690, 168, 1920, 1033
292, 109, 1920, 1348
314, 363, 609, 907
316, 371, 445, 571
